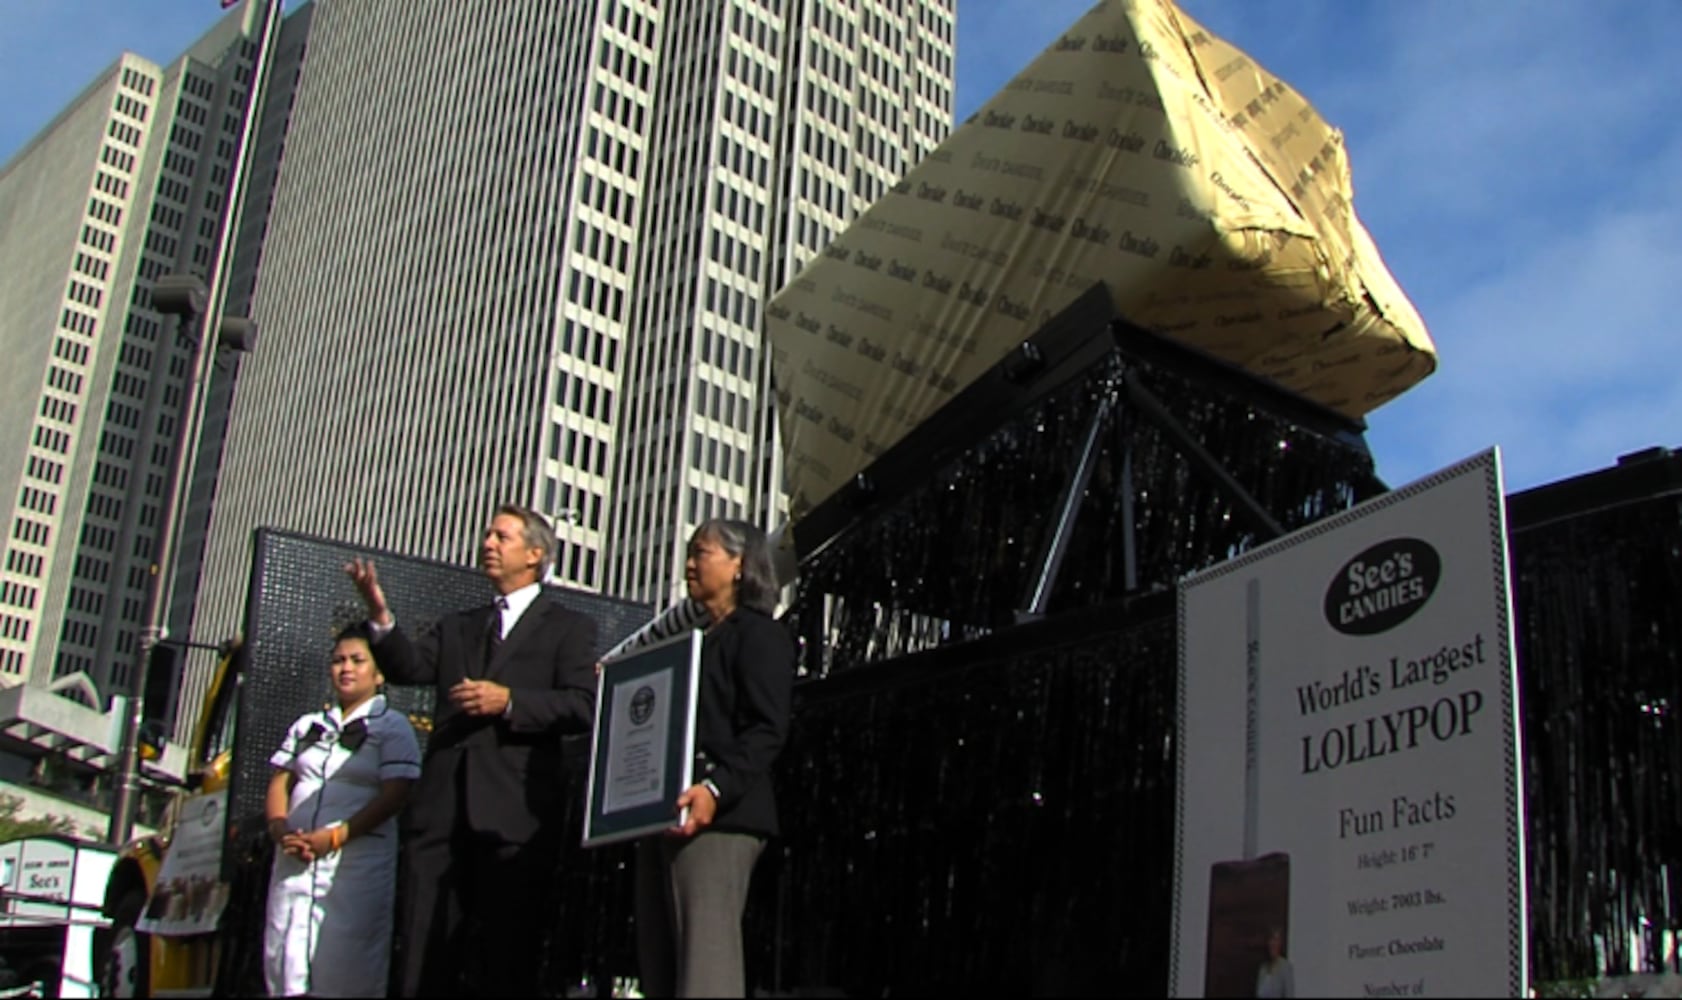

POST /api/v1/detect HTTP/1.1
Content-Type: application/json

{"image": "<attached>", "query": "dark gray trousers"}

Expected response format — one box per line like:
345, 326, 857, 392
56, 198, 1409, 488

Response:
635, 831, 766, 998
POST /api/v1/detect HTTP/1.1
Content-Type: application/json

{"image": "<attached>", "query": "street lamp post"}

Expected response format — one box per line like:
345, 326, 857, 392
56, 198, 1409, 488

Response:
103, 0, 281, 848
106, 277, 255, 845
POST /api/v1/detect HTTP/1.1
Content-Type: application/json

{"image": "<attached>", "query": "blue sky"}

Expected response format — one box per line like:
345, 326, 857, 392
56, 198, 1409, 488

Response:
3, 0, 1678, 494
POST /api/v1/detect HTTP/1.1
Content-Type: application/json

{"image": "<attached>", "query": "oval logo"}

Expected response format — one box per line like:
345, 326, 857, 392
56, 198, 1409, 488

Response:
1324, 538, 1440, 636
629, 685, 657, 725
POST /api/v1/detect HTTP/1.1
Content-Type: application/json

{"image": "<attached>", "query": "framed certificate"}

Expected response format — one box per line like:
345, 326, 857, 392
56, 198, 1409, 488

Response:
582, 629, 703, 847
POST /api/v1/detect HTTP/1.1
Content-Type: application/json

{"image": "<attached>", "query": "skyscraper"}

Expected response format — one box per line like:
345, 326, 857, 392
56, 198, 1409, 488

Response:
190, 0, 955, 664
0, 2, 273, 702
607, 0, 955, 602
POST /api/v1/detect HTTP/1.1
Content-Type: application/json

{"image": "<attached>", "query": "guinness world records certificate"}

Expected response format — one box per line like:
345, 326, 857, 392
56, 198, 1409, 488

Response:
583, 630, 703, 847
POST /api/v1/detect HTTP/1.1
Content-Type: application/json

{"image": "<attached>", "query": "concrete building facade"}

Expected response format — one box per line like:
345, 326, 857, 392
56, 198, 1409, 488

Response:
189, 0, 955, 697
0, 3, 271, 703
608, 0, 955, 602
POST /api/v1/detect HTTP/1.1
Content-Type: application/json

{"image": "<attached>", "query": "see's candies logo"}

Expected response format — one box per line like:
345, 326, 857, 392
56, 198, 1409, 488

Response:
1324, 539, 1440, 635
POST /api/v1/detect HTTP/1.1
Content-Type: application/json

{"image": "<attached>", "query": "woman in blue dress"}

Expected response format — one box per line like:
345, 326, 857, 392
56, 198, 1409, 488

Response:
262, 624, 420, 997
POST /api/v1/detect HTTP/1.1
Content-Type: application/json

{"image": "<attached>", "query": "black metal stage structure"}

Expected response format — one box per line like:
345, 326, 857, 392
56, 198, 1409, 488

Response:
206, 287, 1681, 994
748, 286, 1682, 994
785, 284, 1382, 677
1508, 449, 1682, 984
750, 286, 1390, 995
752, 448, 1682, 996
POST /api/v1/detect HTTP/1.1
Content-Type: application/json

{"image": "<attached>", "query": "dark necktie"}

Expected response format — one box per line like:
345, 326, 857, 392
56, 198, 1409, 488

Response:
483, 597, 507, 673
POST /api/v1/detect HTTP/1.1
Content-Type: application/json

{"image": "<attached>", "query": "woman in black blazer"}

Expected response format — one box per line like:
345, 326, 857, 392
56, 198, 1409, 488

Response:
635, 518, 795, 998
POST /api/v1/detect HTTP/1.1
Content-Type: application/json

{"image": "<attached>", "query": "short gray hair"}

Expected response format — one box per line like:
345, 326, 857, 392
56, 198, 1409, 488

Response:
498, 504, 557, 578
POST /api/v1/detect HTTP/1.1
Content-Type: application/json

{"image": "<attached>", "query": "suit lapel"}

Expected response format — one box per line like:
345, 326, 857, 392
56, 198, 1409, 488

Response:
486, 595, 552, 680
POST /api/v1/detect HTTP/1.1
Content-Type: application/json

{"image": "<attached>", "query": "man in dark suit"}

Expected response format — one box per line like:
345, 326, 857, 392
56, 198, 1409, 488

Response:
345, 504, 596, 997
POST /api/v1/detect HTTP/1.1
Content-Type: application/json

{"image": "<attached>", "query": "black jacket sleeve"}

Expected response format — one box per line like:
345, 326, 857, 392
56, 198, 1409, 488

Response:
372, 620, 440, 687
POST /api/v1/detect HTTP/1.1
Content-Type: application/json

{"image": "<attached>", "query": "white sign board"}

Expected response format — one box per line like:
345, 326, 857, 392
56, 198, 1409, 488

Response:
0, 835, 112, 928
1171, 450, 1526, 997
0, 835, 116, 998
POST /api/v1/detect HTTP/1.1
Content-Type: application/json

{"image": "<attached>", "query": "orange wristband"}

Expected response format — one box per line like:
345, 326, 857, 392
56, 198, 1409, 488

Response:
328, 823, 347, 852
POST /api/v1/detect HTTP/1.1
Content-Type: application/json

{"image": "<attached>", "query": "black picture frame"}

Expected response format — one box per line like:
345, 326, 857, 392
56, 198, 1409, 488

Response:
582, 630, 703, 847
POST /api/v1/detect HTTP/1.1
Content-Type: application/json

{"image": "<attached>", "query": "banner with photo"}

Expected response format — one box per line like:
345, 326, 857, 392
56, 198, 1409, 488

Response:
1171, 449, 1525, 997
138, 789, 231, 937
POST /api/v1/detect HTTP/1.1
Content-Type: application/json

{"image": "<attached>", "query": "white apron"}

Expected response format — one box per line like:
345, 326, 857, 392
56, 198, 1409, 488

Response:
262, 695, 421, 997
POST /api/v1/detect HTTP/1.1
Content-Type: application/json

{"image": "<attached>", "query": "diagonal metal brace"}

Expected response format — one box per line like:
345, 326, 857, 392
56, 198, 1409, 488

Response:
1121, 368, 1286, 541
1017, 385, 1119, 621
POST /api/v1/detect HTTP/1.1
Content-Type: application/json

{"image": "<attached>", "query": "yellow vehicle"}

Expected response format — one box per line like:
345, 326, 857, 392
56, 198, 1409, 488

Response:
97, 640, 241, 998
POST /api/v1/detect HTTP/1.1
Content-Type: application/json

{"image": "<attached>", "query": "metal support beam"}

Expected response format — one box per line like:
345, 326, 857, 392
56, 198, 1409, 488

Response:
1121, 368, 1286, 542
1117, 409, 1139, 594
1017, 386, 1118, 621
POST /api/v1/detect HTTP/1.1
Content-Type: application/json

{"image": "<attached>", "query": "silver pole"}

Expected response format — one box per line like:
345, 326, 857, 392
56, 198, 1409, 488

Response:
1023, 388, 1116, 617
107, 0, 283, 846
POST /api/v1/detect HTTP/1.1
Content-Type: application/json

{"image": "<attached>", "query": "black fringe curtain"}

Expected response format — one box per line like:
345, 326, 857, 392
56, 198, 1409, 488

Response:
787, 349, 1376, 677
1514, 491, 1682, 981
746, 597, 1179, 997
736, 467, 1682, 996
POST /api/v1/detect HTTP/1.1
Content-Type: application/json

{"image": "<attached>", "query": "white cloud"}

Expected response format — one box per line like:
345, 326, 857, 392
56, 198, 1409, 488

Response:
1367, 160, 1682, 490
1335, 4, 1682, 489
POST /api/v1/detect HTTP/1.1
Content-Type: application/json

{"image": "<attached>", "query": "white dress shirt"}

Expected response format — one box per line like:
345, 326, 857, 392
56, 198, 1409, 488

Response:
493, 582, 542, 639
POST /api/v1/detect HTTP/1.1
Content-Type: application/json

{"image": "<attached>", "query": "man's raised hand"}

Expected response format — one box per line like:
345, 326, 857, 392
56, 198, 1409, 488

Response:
344, 558, 392, 626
